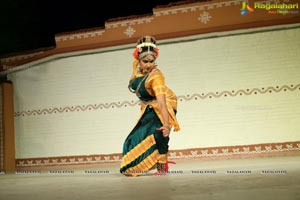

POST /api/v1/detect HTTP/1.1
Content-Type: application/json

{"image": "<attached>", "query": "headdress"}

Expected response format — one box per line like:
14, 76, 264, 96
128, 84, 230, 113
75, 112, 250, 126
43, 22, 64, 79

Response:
133, 35, 159, 60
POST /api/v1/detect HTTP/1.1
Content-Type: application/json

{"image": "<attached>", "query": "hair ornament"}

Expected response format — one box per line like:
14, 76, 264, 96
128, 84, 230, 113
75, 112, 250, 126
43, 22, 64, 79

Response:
136, 42, 157, 48
133, 35, 159, 60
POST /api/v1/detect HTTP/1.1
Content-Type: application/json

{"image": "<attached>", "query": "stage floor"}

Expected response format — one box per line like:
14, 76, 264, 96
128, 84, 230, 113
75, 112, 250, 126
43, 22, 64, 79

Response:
1, 156, 299, 200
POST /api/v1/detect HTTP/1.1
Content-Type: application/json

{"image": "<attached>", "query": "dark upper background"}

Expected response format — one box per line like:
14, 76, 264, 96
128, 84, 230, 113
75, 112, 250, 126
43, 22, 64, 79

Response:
0, 0, 186, 57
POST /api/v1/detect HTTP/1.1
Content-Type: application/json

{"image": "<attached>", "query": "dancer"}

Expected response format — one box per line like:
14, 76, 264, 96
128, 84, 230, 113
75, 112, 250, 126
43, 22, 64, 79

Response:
120, 35, 180, 176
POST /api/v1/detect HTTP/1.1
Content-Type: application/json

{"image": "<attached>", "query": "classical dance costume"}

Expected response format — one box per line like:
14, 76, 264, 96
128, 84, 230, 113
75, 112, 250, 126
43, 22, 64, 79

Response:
120, 62, 180, 176
120, 35, 180, 176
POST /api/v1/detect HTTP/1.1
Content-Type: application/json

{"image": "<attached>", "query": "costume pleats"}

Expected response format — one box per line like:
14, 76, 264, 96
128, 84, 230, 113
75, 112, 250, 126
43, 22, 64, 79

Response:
120, 106, 169, 176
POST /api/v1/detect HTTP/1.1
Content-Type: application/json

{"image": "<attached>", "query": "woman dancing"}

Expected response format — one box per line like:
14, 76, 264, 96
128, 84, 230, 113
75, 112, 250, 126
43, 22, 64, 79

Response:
120, 35, 180, 176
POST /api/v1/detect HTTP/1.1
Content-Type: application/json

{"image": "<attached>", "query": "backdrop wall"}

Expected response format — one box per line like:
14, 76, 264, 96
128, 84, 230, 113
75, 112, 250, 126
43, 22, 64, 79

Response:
8, 27, 300, 162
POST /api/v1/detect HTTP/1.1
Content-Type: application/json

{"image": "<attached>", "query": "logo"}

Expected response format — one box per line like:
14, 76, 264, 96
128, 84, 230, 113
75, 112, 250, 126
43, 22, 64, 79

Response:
240, 1, 299, 15
240, 1, 254, 15
254, 2, 299, 15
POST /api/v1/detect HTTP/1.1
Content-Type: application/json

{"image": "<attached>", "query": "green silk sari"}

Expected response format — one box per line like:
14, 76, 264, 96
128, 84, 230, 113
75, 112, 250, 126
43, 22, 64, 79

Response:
120, 75, 169, 176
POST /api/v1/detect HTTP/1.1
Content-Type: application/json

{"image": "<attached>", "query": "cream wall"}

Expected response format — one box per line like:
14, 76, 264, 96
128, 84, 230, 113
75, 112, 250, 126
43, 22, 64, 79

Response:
8, 27, 300, 159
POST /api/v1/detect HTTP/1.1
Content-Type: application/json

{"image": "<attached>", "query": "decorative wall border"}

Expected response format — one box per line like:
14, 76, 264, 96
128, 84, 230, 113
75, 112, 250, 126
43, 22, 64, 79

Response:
14, 83, 300, 117
16, 141, 300, 168
177, 83, 300, 101
55, 29, 105, 42
0, 51, 44, 64
153, 0, 242, 16
105, 16, 154, 29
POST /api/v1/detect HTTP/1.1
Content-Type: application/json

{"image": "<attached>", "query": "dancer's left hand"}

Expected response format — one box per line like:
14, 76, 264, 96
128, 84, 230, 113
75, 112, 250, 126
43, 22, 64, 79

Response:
157, 125, 171, 137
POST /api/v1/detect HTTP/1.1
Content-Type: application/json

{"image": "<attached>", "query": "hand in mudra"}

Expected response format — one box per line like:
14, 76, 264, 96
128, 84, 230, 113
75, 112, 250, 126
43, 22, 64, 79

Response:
156, 125, 171, 137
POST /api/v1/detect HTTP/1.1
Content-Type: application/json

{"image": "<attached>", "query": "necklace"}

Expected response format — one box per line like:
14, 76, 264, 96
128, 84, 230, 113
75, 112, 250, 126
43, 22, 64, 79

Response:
128, 73, 149, 98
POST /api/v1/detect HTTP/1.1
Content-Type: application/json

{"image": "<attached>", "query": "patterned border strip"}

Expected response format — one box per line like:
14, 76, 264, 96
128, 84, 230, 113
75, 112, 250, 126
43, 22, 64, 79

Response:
16, 141, 300, 167
14, 83, 300, 117
169, 142, 300, 159
0, 51, 44, 64
15, 100, 141, 117
55, 30, 105, 42
177, 84, 300, 101
105, 16, 154, 29
153, 0, 242, 16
